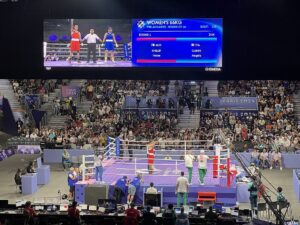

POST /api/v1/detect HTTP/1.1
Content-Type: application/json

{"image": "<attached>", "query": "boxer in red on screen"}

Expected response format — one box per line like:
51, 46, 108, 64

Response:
67, 24, 81, 63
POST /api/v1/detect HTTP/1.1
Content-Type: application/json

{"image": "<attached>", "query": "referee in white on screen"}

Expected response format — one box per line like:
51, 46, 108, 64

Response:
82, 29, 102, 63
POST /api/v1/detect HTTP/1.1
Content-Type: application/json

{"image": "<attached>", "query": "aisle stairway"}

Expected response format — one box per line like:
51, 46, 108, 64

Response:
41, 79, 69, 129
177, 108, 200, 129
293, 83, 300, 120
0, 79, 25, 122
167, 80, 176, 97
203, 80, 219, 96
70, 79, 93, 114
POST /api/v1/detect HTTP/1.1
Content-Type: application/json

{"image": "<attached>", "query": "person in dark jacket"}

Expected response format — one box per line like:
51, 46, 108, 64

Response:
142, 206, 156, 225
14, 168, 22, 192
162, 204, 176, 225
176, 207, 189, 225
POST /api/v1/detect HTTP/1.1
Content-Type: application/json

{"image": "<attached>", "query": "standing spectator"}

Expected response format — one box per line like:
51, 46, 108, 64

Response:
176, 171, 189, 207
248, 178, 258, 218
53, 97, 60, 116
276, 187, 289, 224
86, 83, 94, 100
16, 118, 24, 133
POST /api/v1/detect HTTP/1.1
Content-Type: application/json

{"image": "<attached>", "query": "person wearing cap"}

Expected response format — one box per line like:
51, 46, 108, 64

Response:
248, 177, 258, 217
114, 176, 128, 204
197, 150, 209, 185
127, 172, 143, 204
68, 167, 78, 200
185, 150, 194, 185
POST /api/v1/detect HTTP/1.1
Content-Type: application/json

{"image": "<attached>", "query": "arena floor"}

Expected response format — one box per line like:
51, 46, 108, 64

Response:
0, 155, 299, 220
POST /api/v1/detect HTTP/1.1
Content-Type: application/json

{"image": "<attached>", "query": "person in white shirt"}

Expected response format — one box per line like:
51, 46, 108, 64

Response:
146, 182, 158, 194
94, 152, 104, 182
270, 151, 283, 170
176, 171, 189, 207
259, 149, 270, 169
197, 150, 209, 185
82, 29, 102, 63
281, 136, 291, 152
185, 150, 194, 185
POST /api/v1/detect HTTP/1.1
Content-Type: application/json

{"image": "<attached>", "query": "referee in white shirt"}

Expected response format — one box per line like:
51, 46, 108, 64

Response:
82, 29, 102, 63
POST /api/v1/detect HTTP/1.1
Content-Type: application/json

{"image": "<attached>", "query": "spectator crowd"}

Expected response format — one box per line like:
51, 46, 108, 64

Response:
10, 80, 300, 162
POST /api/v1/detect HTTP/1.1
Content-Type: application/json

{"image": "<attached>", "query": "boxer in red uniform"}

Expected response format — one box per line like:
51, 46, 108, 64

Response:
147, 141, 155, 174
67, 24, 81, 63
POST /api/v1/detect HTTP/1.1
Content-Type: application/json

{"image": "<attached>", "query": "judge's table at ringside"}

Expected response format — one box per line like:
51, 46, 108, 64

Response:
0, 205, 250, 225
21, 157, 50, 195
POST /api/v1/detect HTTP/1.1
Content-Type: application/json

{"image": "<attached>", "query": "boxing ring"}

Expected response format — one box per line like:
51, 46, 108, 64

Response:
43, 42, 133, 67
76, 137, 239, 206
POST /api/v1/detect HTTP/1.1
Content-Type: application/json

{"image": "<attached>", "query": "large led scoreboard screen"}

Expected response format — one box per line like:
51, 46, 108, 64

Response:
44, 18, 222, 70
132, 18, 222, 68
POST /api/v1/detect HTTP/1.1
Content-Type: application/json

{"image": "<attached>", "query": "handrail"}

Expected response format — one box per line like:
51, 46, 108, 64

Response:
232, 149, 288, 225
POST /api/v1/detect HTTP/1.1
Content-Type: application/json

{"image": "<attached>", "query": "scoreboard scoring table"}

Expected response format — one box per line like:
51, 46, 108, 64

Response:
132, 18, 223, 68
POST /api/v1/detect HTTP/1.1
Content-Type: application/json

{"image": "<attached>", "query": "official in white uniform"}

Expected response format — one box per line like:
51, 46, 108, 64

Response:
82, 29, 102, 63
185, 150, 194, 185
197, 150, 209, 185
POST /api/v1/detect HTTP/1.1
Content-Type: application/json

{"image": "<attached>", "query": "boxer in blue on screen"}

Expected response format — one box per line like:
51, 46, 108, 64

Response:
102, 26, 118, 63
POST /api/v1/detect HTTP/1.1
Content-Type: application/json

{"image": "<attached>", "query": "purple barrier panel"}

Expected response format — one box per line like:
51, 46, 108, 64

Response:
237, 183, 250, 203
293, 170, 300, 202
17, 145, 41, 154
43, 149, 94, 163
37, 165, 50, 185
0, 148, 15, 162
233, 152, 300, 169
22, 173, 38, 195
